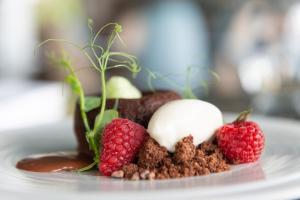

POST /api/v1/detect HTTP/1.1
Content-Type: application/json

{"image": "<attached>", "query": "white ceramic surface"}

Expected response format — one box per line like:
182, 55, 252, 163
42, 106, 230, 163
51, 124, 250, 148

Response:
1, 115, 300, 200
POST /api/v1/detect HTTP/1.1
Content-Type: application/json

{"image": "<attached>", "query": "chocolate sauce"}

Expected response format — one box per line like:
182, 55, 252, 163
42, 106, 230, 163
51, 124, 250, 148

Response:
16, 152, 93, 172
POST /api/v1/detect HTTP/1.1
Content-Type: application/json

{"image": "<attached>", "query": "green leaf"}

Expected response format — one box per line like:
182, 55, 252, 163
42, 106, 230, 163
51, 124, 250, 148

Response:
93, 109, 119, 156
84, 96, 101, 112
87, 109, 119, 164
94, 109, 119, 133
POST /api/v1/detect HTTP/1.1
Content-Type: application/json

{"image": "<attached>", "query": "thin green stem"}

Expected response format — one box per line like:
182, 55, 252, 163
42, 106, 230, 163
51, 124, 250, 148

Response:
35, 39, 83, 52
109, 58, 131, 64
58, 58, 91, 133
96, 57, 108, 126
82, 44, 104, 53
109, 52, 137, 60
83, 51, 100, 72
79, 89, 91, 132
96, 50, 109, 125
107, 64, 138, 72
234, 109, 252, 123
116, 33, 126, 47
67, 65, 91, 132
36, 39, 100, 72
106, 32, 116, 51
76, 161, 97, 172
92, 23, 117, 46
88, 52, 109, 162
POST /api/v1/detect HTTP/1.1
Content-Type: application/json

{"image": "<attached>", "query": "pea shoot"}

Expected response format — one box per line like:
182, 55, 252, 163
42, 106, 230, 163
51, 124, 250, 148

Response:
37, 20, 140, 169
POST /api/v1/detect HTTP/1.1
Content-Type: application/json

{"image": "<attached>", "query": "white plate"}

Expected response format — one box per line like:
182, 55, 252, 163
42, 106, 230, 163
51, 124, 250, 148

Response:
1, 115, 300, 200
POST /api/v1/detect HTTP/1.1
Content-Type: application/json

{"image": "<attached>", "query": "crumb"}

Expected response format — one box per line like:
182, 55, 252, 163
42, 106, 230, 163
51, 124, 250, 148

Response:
148, 171, 155, 180
122, 163, 139, 179
161, 157, 173, 168
199, 141, 218, 155
139, 169, 150, 179
111, 170, 124, 178
168, 165, 181, 178
137, 138, 168, 169
131, 172, 140, 180
155, 166, 170, 179
174, 135, 195, 163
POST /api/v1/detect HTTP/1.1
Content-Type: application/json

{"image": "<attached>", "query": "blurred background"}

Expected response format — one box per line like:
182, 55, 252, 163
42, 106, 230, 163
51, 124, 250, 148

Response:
1, 0, 300, 130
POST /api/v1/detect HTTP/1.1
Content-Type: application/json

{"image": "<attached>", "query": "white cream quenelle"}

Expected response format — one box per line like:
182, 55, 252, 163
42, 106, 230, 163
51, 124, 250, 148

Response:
147, 99, 223, 152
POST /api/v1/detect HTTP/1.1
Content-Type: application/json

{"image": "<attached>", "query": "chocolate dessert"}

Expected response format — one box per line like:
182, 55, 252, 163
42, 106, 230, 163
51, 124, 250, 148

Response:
16, 22, 265, 181
74, 90, 181, 157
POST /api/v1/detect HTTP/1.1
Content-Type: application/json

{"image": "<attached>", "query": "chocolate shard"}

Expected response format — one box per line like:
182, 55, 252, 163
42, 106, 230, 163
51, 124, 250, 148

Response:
74, 90, 181, 157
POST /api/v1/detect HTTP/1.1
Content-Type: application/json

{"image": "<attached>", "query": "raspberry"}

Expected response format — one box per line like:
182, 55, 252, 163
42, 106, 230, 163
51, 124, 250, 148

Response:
216, 110, 265, 164
99, 118, 147, 176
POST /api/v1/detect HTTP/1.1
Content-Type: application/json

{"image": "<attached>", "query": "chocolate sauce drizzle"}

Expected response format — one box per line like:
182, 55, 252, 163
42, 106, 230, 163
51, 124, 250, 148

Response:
16, 153, 92, 172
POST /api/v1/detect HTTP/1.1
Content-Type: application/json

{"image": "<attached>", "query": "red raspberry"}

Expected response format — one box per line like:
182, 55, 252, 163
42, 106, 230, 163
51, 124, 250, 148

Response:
216, 110, 265, 164
99, 118, 147, 176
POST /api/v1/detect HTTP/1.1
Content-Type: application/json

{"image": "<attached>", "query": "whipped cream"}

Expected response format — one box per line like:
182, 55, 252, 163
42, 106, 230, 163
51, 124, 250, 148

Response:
147, 99, 223, 152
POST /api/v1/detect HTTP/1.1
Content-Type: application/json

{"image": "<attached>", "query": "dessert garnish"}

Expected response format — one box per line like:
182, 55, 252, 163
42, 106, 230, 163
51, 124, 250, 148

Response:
16, 21, 266, 181
216, 110, 265, 164
36, 21, 141, 170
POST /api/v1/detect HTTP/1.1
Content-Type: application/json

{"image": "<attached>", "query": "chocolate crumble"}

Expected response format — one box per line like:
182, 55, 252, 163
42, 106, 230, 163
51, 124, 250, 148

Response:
174, 135, 195, 163
122, 163, 139, 179
114, 136, 230, 180
137, 138, 168, 169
